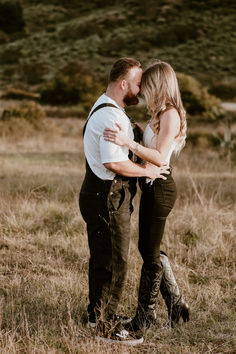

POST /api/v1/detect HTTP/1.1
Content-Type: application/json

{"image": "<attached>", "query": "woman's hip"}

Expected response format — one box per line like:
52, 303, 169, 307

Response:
140, 174, 177, 213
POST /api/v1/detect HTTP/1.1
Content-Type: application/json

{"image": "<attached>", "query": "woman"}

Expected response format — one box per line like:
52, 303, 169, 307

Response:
103, 60, 188, 330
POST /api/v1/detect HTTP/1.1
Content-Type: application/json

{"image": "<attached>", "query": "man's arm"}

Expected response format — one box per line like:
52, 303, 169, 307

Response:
104, 160, 169, 180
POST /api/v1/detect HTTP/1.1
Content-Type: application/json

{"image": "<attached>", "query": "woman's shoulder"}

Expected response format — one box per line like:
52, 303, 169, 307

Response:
160, 107, 180, 123
159, 107, 180, 134
162, 105, 179, 116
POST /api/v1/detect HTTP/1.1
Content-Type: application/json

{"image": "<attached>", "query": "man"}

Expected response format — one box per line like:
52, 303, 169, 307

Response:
79, 57, 168, 344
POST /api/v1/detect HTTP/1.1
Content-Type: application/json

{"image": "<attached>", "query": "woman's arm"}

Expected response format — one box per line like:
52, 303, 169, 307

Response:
103, 110, 180, 166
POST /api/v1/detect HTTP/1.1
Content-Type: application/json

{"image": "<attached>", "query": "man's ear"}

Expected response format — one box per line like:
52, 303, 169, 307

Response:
120, 79, 127, 91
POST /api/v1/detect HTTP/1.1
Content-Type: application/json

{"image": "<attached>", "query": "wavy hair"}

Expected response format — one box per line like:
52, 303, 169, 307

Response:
141, 60, 187, 153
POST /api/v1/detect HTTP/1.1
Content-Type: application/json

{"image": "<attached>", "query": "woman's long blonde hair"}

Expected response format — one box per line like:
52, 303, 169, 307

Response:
141, 60, 187, 153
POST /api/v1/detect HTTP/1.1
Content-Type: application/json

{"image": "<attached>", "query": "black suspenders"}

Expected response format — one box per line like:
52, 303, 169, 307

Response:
82, 101, 142, 160
82, 101, 142, 166
82, 103, 118, 136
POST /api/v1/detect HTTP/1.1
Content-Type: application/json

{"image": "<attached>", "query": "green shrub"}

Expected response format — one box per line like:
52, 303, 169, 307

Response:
40, 61, 104, 108
150, 23, 201, 47
29, 0, 115, 9
0, 102, 46, 137
19, 62, 48, 84
59, 11, 125, 42
0, 1, 25, 34
209, 81, 236, 101
2, 66, 16, 78
23, 4, 69, 34
59, 22, 99, 41
126, 74, 225, 124
0, 47, 21, 64
187, 132, 220, 148
1, 101, 45, 125
0, 30, 9, 44
0, 102, 46, 138
40, 75, 80, 106
177, 73, 223, 120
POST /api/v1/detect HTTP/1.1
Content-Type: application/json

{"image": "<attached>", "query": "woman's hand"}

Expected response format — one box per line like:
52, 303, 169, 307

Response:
103, 123, 132, 147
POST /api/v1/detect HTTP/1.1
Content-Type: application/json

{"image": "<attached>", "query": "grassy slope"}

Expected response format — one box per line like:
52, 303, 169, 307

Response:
0, 120, 235, 352
0, 0, 235, 89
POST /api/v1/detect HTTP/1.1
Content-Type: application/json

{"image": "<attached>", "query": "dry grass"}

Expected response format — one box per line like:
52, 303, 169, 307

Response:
0, 119, 235, 353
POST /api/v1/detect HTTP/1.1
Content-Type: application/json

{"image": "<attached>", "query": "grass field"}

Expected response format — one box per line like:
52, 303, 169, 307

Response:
0, 118, 235, 353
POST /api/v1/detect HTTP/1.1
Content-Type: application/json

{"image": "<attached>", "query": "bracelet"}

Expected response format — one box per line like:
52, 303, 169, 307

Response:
133, 143, 139, 155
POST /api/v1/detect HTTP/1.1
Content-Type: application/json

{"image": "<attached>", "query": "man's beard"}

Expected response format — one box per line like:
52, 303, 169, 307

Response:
123, 87, 139, 106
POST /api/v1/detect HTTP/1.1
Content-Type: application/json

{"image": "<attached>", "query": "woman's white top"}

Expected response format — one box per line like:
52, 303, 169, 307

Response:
143, 124, 177, 183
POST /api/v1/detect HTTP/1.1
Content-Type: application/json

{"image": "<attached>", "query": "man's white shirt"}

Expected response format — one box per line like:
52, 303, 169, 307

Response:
84, 94, 134, 180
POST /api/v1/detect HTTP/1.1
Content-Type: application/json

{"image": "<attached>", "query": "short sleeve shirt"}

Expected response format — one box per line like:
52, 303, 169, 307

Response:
84, 94, 134, 180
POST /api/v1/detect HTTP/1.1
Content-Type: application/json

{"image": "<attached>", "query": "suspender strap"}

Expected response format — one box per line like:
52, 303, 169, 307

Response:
83, 101, 141, 168
83, 103, 118, 136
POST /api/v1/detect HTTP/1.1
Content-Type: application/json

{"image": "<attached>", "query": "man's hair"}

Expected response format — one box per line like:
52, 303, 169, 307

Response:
108, 57, 141, 83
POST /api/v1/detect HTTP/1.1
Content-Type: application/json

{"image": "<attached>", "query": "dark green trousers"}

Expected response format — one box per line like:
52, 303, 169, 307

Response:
79, 162, 136, 321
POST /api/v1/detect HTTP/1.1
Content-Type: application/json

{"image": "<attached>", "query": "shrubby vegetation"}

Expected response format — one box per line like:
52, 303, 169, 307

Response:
0, 0, 234, 138
19, 62, 48, 85
127, 73, 224, 122
1, 101, 45, 123
209, 80, 236, 101
0, 47, 21, 65
0, 1, 25, 34
177, 73, 223, 120
0, 101, 45, 136
0, 70, 224, 122
40, 61, 104, 109
0, 30, 9, 44
0, 0, 235, 102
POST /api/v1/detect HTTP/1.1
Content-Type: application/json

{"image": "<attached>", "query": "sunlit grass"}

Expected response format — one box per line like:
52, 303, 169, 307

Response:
0, 119, 235, 353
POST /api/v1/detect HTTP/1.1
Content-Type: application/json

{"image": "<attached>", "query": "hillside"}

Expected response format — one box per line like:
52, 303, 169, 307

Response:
0, 0, 235, 97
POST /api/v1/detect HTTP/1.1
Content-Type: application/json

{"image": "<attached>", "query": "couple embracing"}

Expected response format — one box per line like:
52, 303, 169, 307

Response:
79, 57, 189, 345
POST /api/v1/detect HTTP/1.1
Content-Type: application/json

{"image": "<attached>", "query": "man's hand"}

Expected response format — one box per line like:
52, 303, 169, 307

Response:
144, 162, 170, 180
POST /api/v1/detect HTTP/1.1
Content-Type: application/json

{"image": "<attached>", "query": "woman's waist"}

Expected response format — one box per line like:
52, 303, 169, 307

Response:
139, 167, 174, 187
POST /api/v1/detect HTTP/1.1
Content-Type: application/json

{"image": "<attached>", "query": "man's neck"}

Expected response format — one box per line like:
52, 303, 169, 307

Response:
105, 86, 125, 108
